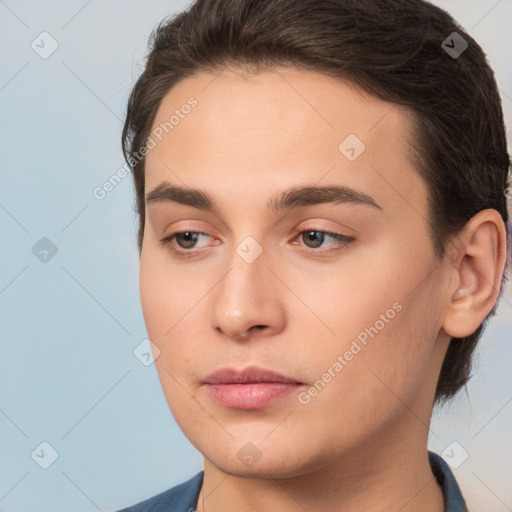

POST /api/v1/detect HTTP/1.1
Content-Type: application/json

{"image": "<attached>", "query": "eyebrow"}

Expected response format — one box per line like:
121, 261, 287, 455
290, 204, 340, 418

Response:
145, 182, 382, 213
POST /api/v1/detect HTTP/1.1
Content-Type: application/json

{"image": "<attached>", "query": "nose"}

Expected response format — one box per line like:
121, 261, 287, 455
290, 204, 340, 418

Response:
209, 248, 286, 341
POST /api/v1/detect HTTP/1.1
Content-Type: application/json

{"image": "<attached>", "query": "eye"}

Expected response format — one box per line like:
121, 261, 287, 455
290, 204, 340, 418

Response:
293, 229, 354, 252
160, 228, 354, 257
161, 231, 215, 255
174, 231, 207, 249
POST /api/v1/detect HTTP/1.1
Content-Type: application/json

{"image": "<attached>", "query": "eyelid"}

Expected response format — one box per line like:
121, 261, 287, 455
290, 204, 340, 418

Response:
160, 226, 355, 258
161, 230, 216, 254
290, 227, 355, 253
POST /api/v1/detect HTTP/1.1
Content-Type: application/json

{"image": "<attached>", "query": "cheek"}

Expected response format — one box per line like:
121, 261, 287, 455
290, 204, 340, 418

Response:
140, 259, 205, 426
139, 260, 167, 341
139, 251, 197, 343
290, 289, 441, 451
281, 248, 406, 352
295, 244, 441, 405
139, 252, 209, 375
139, 256, 188, 384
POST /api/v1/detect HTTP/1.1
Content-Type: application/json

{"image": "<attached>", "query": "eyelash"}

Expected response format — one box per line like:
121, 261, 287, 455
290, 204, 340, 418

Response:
160, 228, 355, 257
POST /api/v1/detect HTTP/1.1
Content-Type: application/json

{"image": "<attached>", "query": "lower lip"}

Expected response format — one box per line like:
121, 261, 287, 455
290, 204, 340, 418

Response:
206, 383, 301, 409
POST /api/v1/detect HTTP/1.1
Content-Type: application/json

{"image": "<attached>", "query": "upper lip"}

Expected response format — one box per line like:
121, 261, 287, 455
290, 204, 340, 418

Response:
203, 366, 303, 385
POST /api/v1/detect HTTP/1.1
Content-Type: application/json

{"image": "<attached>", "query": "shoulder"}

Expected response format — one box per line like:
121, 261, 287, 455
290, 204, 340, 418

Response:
428, 451, 468, 512
116, 471, 204, 512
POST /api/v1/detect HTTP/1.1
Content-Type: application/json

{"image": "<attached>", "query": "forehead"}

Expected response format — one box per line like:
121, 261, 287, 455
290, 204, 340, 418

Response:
144, 66, 425, 217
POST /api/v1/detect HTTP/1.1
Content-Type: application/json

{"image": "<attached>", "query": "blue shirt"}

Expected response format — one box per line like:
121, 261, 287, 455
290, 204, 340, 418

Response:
118, 451, 467, 511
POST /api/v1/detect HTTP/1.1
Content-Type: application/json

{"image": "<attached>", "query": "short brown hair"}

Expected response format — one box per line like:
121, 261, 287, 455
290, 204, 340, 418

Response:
122, 0, 510, 404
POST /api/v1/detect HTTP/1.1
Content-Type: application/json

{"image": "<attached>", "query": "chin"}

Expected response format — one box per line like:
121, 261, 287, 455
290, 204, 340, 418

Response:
198, 435, 323, 480
209, 455, 307, 480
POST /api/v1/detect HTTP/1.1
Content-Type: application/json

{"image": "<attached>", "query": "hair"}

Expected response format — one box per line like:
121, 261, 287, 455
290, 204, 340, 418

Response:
122, 0, 510, 404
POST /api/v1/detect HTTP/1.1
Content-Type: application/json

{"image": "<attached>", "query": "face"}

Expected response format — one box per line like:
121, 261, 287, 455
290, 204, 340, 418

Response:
140, 67, 451, 477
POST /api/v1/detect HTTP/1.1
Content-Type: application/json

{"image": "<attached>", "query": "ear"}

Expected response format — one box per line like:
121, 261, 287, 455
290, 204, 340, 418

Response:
442, 209, 508, 339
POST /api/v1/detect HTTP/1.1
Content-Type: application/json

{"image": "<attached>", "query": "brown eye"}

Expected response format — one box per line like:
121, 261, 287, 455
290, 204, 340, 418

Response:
301, 230, 326, 248
161, 231, 214, 256
298, 230, 349, 250
175, 231, 202, 249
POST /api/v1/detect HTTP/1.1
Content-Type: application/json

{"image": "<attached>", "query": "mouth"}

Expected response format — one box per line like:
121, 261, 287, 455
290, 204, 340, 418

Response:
203, 366, 305, 410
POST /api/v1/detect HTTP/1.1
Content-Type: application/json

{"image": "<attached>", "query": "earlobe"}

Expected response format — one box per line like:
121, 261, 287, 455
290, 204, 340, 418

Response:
442, 209, 507, 339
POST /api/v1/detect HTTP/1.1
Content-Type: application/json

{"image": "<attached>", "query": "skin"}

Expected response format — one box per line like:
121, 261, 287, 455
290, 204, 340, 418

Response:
139, 66, 507, 512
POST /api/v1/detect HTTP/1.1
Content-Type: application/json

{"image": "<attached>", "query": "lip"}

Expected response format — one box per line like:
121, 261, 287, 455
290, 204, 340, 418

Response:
203, 366, 304, 410
204, 366, 301, 385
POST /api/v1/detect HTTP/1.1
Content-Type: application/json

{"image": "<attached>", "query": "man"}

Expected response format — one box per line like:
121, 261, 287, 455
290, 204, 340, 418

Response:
118, 0, 510, 510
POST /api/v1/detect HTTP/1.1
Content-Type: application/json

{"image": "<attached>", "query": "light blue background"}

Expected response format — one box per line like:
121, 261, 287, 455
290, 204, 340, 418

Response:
0, 1, 511, 511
